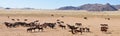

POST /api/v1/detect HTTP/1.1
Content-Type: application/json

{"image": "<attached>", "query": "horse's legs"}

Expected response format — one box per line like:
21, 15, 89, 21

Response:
64, 26, 66, 29
38, 28, 43, 32
80, 31, 82, 35
41, 28, 44, 32
33, 29, 35, 32
71, 30, 75, 34
62, 26, 66, 29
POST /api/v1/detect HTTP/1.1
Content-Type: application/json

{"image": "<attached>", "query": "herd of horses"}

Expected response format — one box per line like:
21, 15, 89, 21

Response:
3, 16, 110, 35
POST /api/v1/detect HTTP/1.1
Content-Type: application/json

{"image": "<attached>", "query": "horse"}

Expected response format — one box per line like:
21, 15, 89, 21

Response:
61, 16, 64, 18
27, 25, 44, 32
67, 24, 79, 34
35, 25, 44, 32
84, 17, 87, 20
85, 27, 90, 32
57, 21, 64, 24
11, 19, 15, 21
17, 19, 20, 21
58, 24, 66, 29
4, 22, 16, 28
27, 22, 37, 27
51, 14, 54, 17
34, 20, 39, 22
101, 26, 108, 32
105, 18, 110, 20
100, 24, 108, 26
56, 19, 60, 21
75, 23, 82, 26
45, 23, 56, 29
74, 27, 90, 34
74, 28, 83, 34
24, 19, 28, 21
27, 27, 36, 32
14, 22, 26, 26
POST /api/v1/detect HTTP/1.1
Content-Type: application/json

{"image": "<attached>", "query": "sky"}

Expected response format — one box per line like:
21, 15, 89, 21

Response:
0, 0, 120, 9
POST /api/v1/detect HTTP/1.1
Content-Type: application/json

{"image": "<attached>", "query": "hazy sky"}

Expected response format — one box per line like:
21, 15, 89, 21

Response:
0, 0, 119, 9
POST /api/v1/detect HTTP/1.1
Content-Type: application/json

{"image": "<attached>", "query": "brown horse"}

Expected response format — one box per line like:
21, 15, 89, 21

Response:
17, 19, 20, 21
74, 27, 90, 34
84, 17, 87, 20
27, 27, 36, 32
101, 26, 108, 32
100, 24, 108, 26
85, 27, 90, 32
51, 14, 54, 17
74, 28, 83, 34
67, 24, 79, 34
61, 16, 64, 18
75, 23, 82, 26
27, 25, 44, 32
11, 19, 15, 21
43, 22, 56, 29
57, 21, 64, 24
56, 19, 60, 21
105, 18, 110, 20
58, 24, 66, 29
24, 19, 28, 21
4, 22, 16, 28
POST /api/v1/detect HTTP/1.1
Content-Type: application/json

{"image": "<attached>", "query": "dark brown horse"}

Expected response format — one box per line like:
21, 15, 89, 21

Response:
105, 18, 110, 20
101, 26, 108, 32
17, 19, 20, 21
24, 19, 28, 21
58, 24, 66, 29
84, 17, 87, 20
73, 27, 90, 34
57, 21, 64, 24
34, 20, 39, 22
75, 23, 82, 26
100, 24, 108, 26
4, 22, 16, 28
85, 27, 90, 32
61, 16, 64, 18
11, 19, 15, 21
27, 27, 36, 32
74, 28, 83, 34
27, 25, 44, 32
67, 24, 79, 34
51, 14, 54, 17
43, 22, 56, 29
56, 19, 60, 21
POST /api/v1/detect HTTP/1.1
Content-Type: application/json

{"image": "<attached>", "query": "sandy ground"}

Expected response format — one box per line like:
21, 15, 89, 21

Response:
0, 15, 120, 36
0, 10, 120, 36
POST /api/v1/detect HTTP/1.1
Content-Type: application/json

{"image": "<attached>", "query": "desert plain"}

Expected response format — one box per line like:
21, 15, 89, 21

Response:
0, 9, 120, 36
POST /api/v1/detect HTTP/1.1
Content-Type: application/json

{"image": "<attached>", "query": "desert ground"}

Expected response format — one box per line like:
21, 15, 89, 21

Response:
0, 9, 120, 36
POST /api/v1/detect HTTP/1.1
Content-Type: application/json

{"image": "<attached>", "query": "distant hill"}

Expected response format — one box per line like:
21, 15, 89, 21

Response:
101, 3, 118, 11
113, 5, 120, 9
57, 3, 119, 11
57, 6, 79, 10
79, 4, 104, 11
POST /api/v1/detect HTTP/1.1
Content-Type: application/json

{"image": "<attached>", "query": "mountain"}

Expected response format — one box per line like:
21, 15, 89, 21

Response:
101, 3, 118, 11
113, 5, 120, 9
57, 6, 80, 10
85, 3, 118, 11
57, 3, 118, 11
79, 4, 104, 11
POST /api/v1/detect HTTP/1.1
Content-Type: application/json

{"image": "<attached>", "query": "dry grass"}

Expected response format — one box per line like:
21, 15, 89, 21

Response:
0, 10, 120, 36
0, 9, 120, 18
